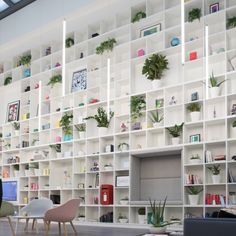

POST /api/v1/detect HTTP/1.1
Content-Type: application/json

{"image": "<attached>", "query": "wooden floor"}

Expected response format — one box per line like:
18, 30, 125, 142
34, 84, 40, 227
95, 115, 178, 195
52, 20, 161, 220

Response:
0, 221, 148, 236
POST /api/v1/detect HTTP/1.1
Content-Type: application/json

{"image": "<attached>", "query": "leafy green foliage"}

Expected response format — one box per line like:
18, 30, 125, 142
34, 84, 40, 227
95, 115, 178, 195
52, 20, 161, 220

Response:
132, 11, 146, 23
209, 72, 225, 87
60, 113, 73, 135
12, 122, 20, 130
186, 102, 201, 112
4, 77, 12, 86
47, 74, 62, 88
166, 123, 184, 138
49, 144, 61, 152
138, 207, 145, 215
19, 54, 31, 66
186, 186, 203, 195
75, 124, 86, 132
142, 54, 169, 81
232, 120, 236, 128
84, 107, 114, 128
96, 38, 117, 55
149, 111, 163, 123
207, 165, 221, 175
131, 95, 146, 121
227, 16, 236, 29
66, 37, 74, 48
188, 8, 202, 22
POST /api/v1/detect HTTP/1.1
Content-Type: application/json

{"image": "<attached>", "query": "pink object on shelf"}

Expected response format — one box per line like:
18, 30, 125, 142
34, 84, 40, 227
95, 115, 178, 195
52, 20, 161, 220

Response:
55, 136, 61, 142
137, 48, 145, 57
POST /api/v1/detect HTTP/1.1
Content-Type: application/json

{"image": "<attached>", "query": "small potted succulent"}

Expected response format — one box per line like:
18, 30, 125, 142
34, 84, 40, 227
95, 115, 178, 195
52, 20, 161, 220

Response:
209, 72, 225, 98
232, 120, 236, 137
118, 214, 128, 223
189, 154, 201, 164
186, 102, 201, 122
75, 124, 86, 139
132, 11, 146, 23
138, 207, 146, 224
208, 165, 221, 184
19, 54, 31, 78
188, 8, 202, 22
66, 37, 74, 48
166, 123, 184, 145
120, 197, 129, 205
12, 122, 20, 136
104, 163, 113, 171
96, 38, 117, 56
149, 111, 164, 127
118, 143, 129, 152
186, 186, 203, 205
4, 76, 12, 86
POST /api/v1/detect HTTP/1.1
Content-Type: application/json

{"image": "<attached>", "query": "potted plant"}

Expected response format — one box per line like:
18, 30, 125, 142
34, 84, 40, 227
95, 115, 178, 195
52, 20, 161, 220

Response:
60, 113, 73, 141
49, 144, 61, 158
118, 214, 128, 223
74, 124, 86, 139
142, 53, 169, 89
32, 139, 39, 146
66, 37, 74, 48
189, 154, 201, 164
104, 163, 113, 171
120, 197, 129, 205
209, 72, 225, 98
138, 207, 146, 224
19, 54, 31, 77
207, 165, 221, 184
13, 164, 20, 177
186, 186, 203, 205
12, 122, 20, 136
78, 214, 85, 222
118, 143, 129, 152
47, 74, 62, 88
84, 107, 114, 136
227, 16, 236, 29
132, 11, 146, 23
186, 102, 201, 122
131, 95, 146, 130
166, 122, 184, 145
188, 8, 202, 22
4, 76, 12, 86
149, 111, 164, 127
96, 38, 117, 55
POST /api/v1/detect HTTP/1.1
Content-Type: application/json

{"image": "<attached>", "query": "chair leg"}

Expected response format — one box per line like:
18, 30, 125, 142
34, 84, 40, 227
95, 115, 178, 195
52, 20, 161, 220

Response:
44, 221, 49, 236
63, 223, 67, 236
24, 218, 29, 231
15, 219, 19, 235
32, 219, 36, 230
7, 217, 16, 236
58, 222, 61, 235
70, 221, 77, 235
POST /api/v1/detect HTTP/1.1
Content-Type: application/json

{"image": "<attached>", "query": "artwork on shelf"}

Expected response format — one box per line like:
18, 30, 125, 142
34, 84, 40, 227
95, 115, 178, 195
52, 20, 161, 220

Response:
189, 51, 197, 61
116, 176, 129, 187
190, 134, 201, 143
210, 3, 219, 14
171, 37, 180, 47
6, 100, 20, 122
191, 92, 199, 101
71, 68, 87, 93
155, 98, 164, 108
231, 104, 236, 115
169, 96, 177, 105
140, 23, 161, 37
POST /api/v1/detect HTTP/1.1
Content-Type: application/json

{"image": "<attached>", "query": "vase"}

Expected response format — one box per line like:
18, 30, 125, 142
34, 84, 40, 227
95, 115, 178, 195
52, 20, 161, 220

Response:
120, 200, 129, 205
189, 159, 201, 165
99, 127, 108, 136
138, 215, 145, 224
149, 226, 166, 234
79, 132, 86, 139
119, 218, 128, 223
190, 111, 200, 122
63, 134, 73, 141
212, 175, 221, 184
153, 122, 162, 128
210, 87, 220, 98
23, 68, 31, 78
188, 194, 200, 205
172, 137, 180, 145
152, 80, 162, 89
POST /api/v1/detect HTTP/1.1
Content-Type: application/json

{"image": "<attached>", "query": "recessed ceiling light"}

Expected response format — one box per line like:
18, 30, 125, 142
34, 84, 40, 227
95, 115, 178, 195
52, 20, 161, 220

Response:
0, 0, 9, 12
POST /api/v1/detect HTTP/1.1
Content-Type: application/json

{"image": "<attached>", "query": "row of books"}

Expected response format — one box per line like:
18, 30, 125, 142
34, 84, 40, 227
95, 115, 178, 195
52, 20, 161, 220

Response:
205, 194, 226, 205
205, 151, 226, 163
185, 174, 201, 185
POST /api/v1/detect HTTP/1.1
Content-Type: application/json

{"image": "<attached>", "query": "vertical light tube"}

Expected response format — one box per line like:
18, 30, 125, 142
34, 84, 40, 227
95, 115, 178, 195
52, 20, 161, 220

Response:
107, 58, 111, 120
38, 81, 42, 131
181, 0, 185, 65
62, 19, 66, 96
205, 25, 209, 99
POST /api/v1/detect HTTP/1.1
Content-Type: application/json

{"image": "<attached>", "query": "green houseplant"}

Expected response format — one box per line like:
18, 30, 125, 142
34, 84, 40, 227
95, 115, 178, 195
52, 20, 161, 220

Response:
118, 214, 128, 223
12, 122, 20, 136
84, 107, 114, 135
209, 72, 225, 98
132, 11, 146, 23
49, 144, 61, 158
47, 74, 62, 88
66, 37, 74, 48
142, 53, 169, 89
166, 122, 184, 145
208, 165, 221, 184
149, 111, 164, 127
227, 16, 236, 29
60, 113, 73, 141
189, 154, 201, 164
19, 54, 31, 78
138, 207, 146, 224
75, 124, 86, 139
96, 38, 117, 55
13, 164, 20, 177
188, 8, 202, 22
186, 186, 203, 205
186, 102, 201, 122
4, 76, 12, 86
120, 196, 129, 205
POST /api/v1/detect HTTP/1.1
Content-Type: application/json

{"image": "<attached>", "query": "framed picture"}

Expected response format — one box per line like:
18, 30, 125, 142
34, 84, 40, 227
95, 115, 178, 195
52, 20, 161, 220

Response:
71, 68, 87, 93
140, 23, 161, 37
190, 134, 201, 143
155, 98, 164, 108
116, 176, 129, 187
191, 92, 199, 101
210, 3, 219, 14
231, 104, 236, 115
6, 100, 20, 123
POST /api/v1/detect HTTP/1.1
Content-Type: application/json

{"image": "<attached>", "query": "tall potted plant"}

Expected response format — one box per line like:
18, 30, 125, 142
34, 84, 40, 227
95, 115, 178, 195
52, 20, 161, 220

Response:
60, 113, 73, 141
19, 54, 31, 77
149, 111, 163, 128
12, 122, 20, 136
49, 144, 61, 158
75, 124, 86, 139
232, 120, 236, 137
142, 53, 169, 89
208, 165, 221, 184
186, 102, 201, 122
166, 123, 184, 145
209, 72, 225, 98
186, 186, 203, 205
84, 107, 114, 136
138, 207, 146, 224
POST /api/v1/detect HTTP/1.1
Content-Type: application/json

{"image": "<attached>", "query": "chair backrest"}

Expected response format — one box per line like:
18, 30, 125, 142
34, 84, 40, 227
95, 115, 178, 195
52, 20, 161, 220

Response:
20, 198, 53, 217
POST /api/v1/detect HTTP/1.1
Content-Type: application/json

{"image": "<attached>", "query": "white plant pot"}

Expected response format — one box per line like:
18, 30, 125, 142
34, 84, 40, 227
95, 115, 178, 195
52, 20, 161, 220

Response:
153, 122, 162, 128
190, 111, 200, 122
188, 194, 200, 205
56, 153, 62, 159
232, 127, 236, 138
212, 174, 221, 184
99, 127, 108, 136
138, 215, 145, 224
14, 130, 20, 136
104, 166, 113, 171
14, 171, 19, 178
119, 218, 128, 223
189, 159, 201, 165
78, 217, 85, 222
120, 200, 129, 205
210, 87, 220, 98
172, 137, 180, 145
149, 226, 166, 234
152, 80, 162, 89
79, 132, 86, 139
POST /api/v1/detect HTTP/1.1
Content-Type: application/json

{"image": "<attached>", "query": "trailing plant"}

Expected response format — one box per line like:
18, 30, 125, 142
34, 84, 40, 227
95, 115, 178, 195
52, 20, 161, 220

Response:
138, 207, 145, 215
209, 72, 225, 87
19, 54, 31, 67
47, 74, 62, 88
66, 37, 74, 48
166, 122, 184, 138
96, 38, 117, 55
186, 102, 201, 112
131, 95, 146, 121
188, 8, 201, 22
227, 16, 236, 29
232, 120, 236, 128
4, 77, 12, 86
84, 107, 114, 128
132, 11, 146, 23
207, 165, 221, 175
149, 111, 164, 123
49, 144, 61, 152
74, 124, 86, 132
12, 122, 20, 130
60, 113, 73, 135
142, 54, 169, 81
186, 186, 203, 195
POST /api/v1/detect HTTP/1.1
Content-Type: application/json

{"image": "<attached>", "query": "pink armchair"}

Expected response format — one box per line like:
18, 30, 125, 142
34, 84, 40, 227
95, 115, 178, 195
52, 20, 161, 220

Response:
44, 199, 80, 236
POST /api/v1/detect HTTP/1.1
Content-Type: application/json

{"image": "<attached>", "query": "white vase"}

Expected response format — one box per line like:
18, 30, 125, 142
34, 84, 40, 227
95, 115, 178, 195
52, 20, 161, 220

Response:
138, 215, 145, 224
153, 122, 162, 128
79, 132, 86, 139
190, 111, 200, 122
210, 87, 220, 98
149, 226, 166, 234
14, 130, 20, 136
119, 218, 128, 223
188, 194, 200, 205
189, 159, 201, 165
212, 174, 221, 184
152, 80, 162, 89
172, 137, 180, 145
99, 127, 108, 136
232, 127, 236, 138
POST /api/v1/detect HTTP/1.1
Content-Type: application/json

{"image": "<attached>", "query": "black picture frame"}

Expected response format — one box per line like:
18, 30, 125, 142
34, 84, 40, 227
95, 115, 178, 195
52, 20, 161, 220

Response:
6, 100, 20, 123
71, 68, 87, 93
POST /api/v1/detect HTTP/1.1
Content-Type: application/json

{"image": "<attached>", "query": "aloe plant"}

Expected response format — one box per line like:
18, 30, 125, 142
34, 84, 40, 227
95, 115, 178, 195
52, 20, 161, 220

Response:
149, 111, 163, 123
207, 165, 221, 175
166, 123, 184, 138
186, 186, 203, 195
209, 72, 225, 88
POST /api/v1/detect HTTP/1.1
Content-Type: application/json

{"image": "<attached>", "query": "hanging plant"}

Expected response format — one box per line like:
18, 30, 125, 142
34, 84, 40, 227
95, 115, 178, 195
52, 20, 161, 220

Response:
96, 38, 117, 55
66, 37, 75, 48
47, 74, 62, 88
4, 77, 12, 86
188, 8, 202, 22
19, 54, 31, 67
132, 11, 146, 23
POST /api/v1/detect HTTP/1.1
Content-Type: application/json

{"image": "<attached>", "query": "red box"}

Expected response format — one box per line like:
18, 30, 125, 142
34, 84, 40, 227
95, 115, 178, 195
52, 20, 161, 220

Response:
189, 51, 197, 61
101, 184, 113, 205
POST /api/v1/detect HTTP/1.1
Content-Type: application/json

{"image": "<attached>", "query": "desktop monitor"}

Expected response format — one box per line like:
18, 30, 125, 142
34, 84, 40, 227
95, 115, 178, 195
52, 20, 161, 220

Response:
2, 181, 17, 201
